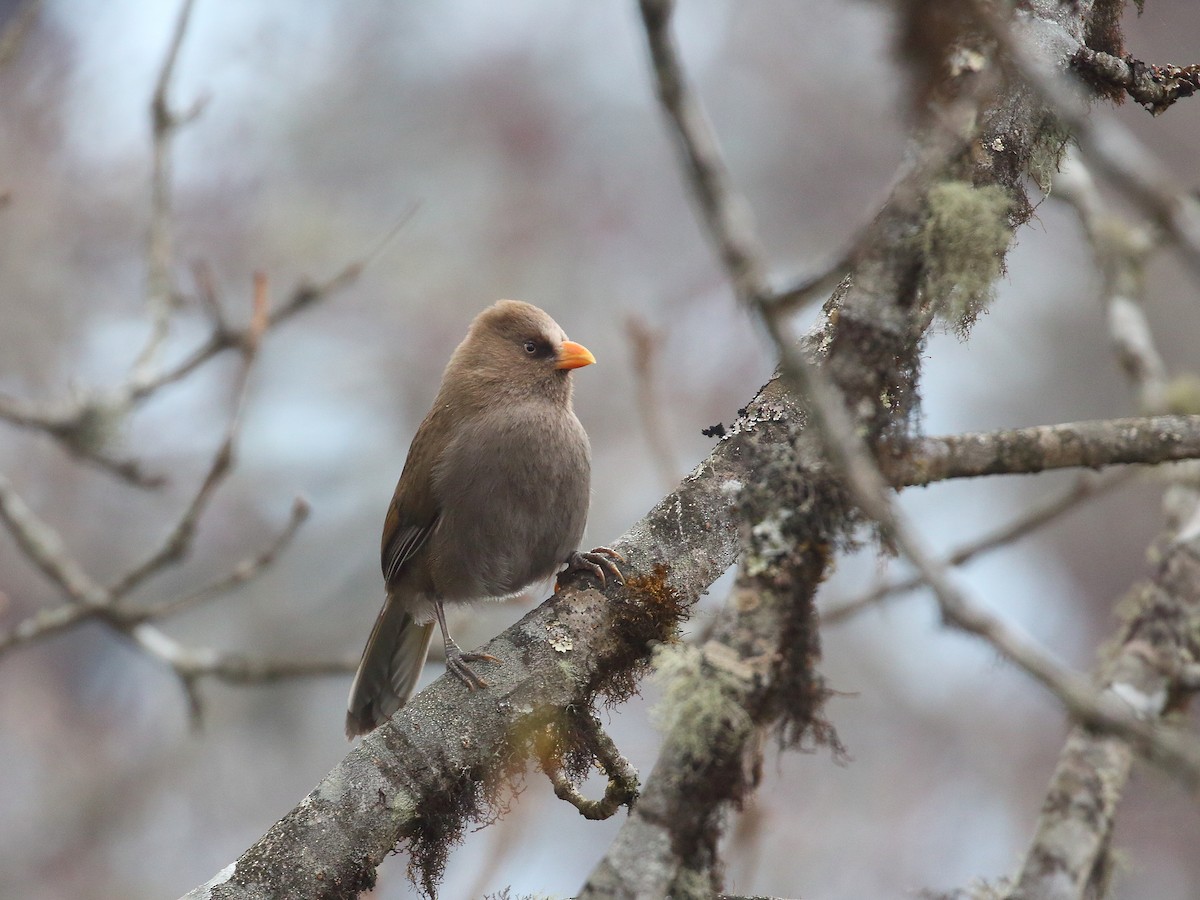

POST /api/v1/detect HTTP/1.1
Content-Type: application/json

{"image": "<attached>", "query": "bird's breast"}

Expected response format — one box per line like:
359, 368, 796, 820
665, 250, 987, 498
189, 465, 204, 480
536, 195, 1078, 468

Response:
428, 403, 591, 600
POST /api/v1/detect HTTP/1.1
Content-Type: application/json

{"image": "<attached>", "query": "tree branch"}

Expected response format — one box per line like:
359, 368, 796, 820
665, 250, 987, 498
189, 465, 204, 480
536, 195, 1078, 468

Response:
1073, 47, 1200, 116
1008, 487, 1200, 899
891, 415, 1200, 485
134, 0, 203, 384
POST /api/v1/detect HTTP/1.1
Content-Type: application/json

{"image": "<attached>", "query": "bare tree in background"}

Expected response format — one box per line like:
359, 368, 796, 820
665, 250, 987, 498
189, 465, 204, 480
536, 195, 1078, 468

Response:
4, 0, 1200, 898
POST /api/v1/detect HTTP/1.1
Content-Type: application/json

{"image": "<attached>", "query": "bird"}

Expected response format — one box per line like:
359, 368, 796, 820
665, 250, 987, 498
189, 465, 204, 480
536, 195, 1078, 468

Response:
345, 299, 623, 738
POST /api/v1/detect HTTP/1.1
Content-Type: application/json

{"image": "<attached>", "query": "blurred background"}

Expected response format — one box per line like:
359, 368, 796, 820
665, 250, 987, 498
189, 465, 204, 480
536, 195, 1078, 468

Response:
1, 1, 1198, 897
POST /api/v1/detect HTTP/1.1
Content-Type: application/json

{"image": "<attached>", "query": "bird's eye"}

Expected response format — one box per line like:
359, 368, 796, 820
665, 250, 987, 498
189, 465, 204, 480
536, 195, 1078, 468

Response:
523, 340, 538, 355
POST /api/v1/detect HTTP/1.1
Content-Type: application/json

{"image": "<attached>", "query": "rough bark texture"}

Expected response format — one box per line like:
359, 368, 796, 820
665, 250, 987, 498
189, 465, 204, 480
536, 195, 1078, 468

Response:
579, 424, 835, 900
891, 415, 1200, 485
1009, 490, 1200, 900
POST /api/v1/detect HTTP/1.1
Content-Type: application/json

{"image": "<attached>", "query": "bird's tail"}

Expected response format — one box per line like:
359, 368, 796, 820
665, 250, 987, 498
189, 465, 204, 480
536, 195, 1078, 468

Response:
345, 595, 435, 739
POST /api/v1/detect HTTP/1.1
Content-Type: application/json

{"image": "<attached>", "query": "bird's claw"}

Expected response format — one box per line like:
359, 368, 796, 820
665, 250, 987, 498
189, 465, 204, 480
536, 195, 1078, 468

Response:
445, 642, 498, 691
560, 546, 626, 590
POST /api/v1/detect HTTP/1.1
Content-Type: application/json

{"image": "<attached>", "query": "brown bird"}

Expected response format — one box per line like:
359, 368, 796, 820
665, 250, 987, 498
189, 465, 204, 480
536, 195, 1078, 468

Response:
345, 299, 622, 738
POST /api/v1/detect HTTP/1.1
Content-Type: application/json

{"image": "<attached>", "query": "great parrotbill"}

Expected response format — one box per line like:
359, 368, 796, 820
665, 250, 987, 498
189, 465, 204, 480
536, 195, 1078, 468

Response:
345, 299, 621, 738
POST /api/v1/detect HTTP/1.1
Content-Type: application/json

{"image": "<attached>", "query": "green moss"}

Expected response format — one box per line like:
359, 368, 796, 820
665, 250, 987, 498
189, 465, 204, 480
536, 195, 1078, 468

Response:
920, 180, 1013, 335
651, 644, 752, 757
1028, 116, 1072, 196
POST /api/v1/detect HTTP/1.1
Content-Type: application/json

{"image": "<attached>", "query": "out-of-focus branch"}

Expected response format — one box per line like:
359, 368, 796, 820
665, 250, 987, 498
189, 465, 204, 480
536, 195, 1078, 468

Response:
1055, 150, 1168, 410
821, 469, 1132, 624
0, 278, 327, 709
624, 313, 681, 489
109, 275, 267, 598
0, 205, 404, 489
0, 475, 110, 606
131, 496, 310, 622
1008, 487, 1200, 900
1001, 108, 1196, 900
134, 0, 202, 383
637, 0, 767, 306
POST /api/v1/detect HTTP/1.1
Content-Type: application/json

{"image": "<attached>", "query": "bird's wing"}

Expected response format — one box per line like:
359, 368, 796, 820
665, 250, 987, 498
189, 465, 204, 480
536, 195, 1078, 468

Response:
380, 403, 449, 588
382, 512, 434, 585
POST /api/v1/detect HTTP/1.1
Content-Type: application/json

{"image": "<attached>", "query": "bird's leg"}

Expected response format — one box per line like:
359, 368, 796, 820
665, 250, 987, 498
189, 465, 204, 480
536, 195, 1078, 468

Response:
434, 600, 499, 691
559, 546, 626, 590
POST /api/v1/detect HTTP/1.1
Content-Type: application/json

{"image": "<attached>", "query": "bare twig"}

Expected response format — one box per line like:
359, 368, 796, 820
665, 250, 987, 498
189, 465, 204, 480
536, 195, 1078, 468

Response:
136, 0, 204, 381
108, 276, 267, 599
133, 0, 202, 384
1055, 150, 1169, 414
0, 278, 326, 699
0, 212, 408, 489
1009, 486, 1200, 899
639, 0, 768, 306
625, 313, 680, 489
0, 394, 167, 487
821, 469, 1132, 624
191, 259, 231, 334
127, 220, 410, 404
131, 496, 310, 622
0, 475, 111, 606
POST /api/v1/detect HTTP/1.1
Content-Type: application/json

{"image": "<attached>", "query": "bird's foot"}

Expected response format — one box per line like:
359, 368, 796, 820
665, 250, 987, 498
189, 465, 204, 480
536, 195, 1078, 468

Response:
559, 547, 626, 590
444, 639, 499, 691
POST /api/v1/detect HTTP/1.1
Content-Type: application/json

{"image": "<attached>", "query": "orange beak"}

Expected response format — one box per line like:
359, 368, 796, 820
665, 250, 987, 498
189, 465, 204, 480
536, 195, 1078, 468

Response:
556, 340, 596, 370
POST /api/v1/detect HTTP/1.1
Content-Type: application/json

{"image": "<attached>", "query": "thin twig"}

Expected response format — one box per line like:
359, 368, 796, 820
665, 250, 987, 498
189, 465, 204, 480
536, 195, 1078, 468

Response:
0, 596, 96, 652
127, 215, 413, 403
0, 475, 110, 606
0, 394, 166, 487
133, 0, 202, 384
0, 213, 411, 490
625, 314, 680, 489
108, 276, 267, 599
191, 259, 231, 334
639, 0, 768, 306
821, 469, 1133, 624
131, 496, 310, 622
1054, 150, 1169, 414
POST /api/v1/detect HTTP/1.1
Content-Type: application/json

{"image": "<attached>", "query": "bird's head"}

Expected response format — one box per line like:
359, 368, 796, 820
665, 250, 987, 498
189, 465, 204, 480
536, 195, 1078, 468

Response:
450, 299, 595, 403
